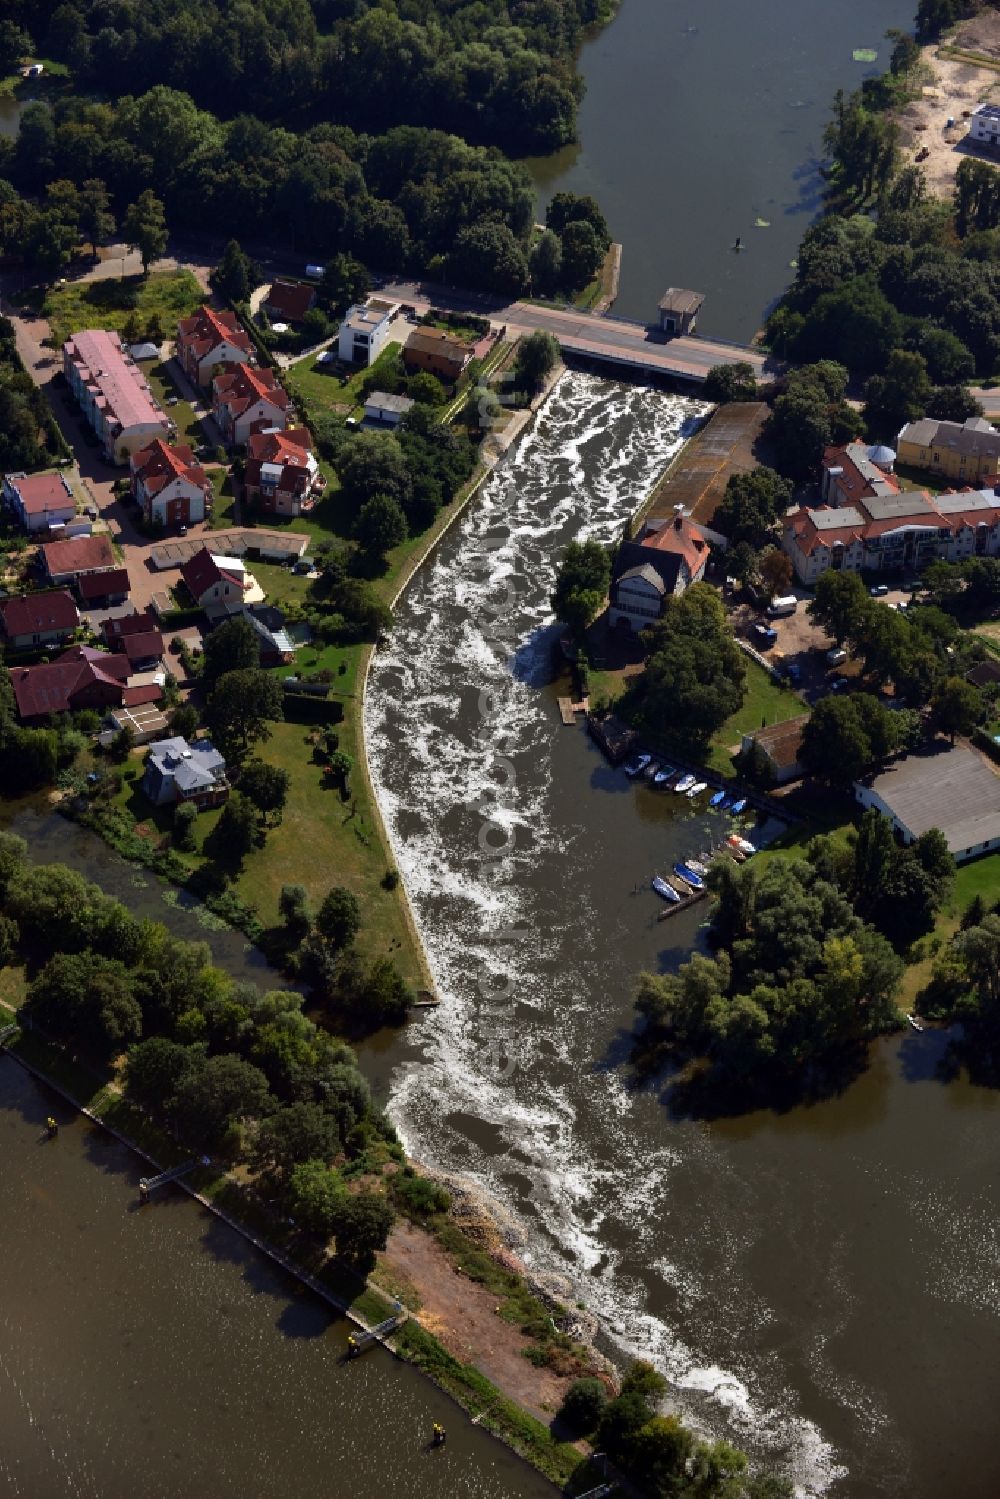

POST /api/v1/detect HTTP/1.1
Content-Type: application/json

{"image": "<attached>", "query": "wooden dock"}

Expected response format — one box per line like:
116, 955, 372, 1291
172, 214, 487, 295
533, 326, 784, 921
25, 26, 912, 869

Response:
557, 695, 589, 726
657, 887, 709, 920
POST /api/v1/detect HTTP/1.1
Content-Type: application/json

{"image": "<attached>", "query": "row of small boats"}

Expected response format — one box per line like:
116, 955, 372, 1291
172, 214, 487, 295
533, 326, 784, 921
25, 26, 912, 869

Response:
623, 754, 747, 813
651, 836, 759, 904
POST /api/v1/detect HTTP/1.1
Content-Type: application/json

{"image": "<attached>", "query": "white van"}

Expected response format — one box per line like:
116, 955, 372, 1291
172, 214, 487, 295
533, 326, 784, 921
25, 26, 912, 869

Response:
826, 647, 848, 666
305, 264, 326, 280
767, 595, 798, 618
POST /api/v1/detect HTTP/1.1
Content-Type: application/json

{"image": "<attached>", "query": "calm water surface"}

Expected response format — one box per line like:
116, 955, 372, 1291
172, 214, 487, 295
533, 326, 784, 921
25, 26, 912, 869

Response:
366, 370, 1000, 1497
0, 1059, 555, 1499
528, 0, 915, 340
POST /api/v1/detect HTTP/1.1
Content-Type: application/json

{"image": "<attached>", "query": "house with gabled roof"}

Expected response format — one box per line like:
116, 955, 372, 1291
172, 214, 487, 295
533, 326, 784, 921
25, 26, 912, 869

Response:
176, 305, 255, 388
63, 330, 170, 463
180, 545, 264, 616
263, 280, 316, 324
609, 511, 711, 631
243, 427, 321, 517
10, 645, 161, 723
40, 533, 116, 586
212, 363, 289, 447
0, 590, 80, 649
130, 439, 211, 529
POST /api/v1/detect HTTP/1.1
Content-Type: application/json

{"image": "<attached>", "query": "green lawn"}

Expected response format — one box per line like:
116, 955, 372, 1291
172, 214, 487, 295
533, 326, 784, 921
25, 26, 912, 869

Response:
210, 475, 239, 529
893, 463, 951, 498
277, 639, 360, 695
250, 558, 312, 608
707, 658, 805, 776
42, 270, 204, 349
287, 342, 403, 420
142, 360, 203, 447
899, 849, 1000, 1005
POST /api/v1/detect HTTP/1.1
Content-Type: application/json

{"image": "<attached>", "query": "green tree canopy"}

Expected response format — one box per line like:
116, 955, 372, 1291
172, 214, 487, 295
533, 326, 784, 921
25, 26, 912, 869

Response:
624, 585, 746, 749
550, 539, 610, 636
712, 466, 792, 548
204, 668, 283, 766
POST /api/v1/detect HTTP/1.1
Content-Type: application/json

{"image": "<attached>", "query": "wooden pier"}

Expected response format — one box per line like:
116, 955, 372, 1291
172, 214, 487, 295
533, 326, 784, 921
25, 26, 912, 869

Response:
139, 1158, 203, 1201
656, 886, 709, 920
557, 695, 589, 726
347, 1308, 406, 1356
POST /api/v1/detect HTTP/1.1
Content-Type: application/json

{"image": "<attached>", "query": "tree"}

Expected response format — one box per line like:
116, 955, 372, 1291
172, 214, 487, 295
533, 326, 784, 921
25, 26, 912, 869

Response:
528, 229, 562, 295
253, 1102, 340, 1181
546, 192, 610, 249
930, 674, 983, 741
279, 884, 311, 940
759, 548, 793, 599
405, 372, 445, 406
514, 330, 559, 394
204, 668, 283, 766
202, 615, 259, 685
558, 219, 603, 291
355, 493, 407, 561
0, 21, 31, 72
703, 361, 758, 403
318, 255, 370, 314
27, 951, 142, 1059
329, 1188, 394, 1270
358, 957, 412, 1025
172, 1053, 272, 1147
799, 693, 903, 784
550, 539, 611, 637
712, 467, 792, 548
287, 1159, 347, 1236
78, 179, 115, 258
624, 585, 746, 748
448, 221, 529, 296
238, 758, 290, 825
557, 1378, 608, 1435
205, 793, 259, 867
808, 570, 871, 643
210, 239, 261, 305
169, 703, 200, 740
316, 886, 360, 950
863, 348, 933, 432
337, 431, 412, 515
173, 799, 198, 852
122, 190, 168, 275
957, 914, 1000, 1016
124, 1036, 200, 1115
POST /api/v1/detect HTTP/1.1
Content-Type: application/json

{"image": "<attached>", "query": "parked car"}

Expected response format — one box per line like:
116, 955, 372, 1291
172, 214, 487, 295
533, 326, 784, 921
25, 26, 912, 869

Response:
870, 583, 889, 597
826, 647, 848, 666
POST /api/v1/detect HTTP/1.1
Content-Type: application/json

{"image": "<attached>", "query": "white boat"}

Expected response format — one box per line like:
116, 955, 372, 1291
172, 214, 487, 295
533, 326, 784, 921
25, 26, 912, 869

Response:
653, 767, 675, 785
906, 1013, 925, 1033
627, 754, 652, 778
652, 875, 681, 903
686, 781, 708, 798
728, 834, 756, 855
687, 859, 708, 876
674, 773, 696, 793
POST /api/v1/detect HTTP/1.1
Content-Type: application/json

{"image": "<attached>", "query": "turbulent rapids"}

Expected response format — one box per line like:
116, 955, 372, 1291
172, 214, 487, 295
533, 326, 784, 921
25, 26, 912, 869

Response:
364, 371, 841, 1494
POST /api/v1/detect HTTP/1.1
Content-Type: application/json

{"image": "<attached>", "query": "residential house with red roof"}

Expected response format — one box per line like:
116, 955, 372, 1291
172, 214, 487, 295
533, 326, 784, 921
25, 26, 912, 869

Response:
243, 427, 321, 517
176, 305, 254, 388
263, 281, 316, 324
0, 590, 80, 649
130, 439, 211, 529
63, 330, 169, 463
76, 568, 130, 610
40, 533, 116, 586
2, 470, 77, 533
180, 546, 263, 616
212, 363, 289, 447
10, 645, 160, 724
609, 512, 712, 632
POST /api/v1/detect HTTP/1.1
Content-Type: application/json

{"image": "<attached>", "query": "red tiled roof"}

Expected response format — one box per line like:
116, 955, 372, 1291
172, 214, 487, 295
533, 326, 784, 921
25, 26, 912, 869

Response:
264, 281, 315, 322
177, 305, 252, 362
821, 443, 900, 506
638, 514, 708, 578
181, 546, 248, 601
11, 646, 130, 720
41, 533, 115, 578
123, 683, 163, 707
245, 427, 314, 495
102, 609, 159, 646
0, 590, 79, 638
121, 630, 164, 663
131, 438, 208, 497
213, 363, 289, 419
77, 567, 130, 602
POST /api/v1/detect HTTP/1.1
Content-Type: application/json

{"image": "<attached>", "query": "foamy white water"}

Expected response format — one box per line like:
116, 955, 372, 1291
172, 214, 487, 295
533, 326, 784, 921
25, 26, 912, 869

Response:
365, 370, 843, 1495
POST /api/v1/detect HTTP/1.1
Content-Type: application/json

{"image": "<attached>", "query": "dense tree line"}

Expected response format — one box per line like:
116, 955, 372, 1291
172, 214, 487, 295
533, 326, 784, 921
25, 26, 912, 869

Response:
0, 835, 406, 1267
8, 0, 613, 155
0, 315, 66, 470
621, 584, 746, 749
634, 855, 904, 1085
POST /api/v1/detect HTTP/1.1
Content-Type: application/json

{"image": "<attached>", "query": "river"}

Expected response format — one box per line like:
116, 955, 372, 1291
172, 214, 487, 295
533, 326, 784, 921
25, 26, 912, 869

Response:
365, 370, 1000, 1498
527, 0, 916, 341
0, 1056, 556, 1499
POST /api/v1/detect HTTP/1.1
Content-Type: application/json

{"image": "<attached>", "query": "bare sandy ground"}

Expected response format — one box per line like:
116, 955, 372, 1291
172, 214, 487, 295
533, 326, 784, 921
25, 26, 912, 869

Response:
896, 17, 1000, 198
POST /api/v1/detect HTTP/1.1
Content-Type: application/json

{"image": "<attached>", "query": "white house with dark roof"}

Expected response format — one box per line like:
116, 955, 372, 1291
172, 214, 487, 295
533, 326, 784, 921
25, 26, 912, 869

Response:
969, 101, 1000, 149
854, 744, 1000, 863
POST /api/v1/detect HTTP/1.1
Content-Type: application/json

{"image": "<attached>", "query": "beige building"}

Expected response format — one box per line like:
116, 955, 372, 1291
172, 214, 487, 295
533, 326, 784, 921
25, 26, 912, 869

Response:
896, 416, 1000, 484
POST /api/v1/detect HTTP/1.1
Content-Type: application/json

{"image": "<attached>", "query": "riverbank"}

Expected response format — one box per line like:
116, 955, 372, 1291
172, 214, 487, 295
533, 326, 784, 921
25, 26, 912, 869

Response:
0, 1001, 593, 1488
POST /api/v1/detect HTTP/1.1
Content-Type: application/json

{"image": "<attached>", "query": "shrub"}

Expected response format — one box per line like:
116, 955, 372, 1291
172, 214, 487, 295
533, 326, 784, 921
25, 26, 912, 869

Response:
557, 1377, 608, 1435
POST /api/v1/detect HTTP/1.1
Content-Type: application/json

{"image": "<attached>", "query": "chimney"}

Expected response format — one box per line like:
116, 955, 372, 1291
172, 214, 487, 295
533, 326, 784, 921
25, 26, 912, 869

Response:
674, 515, 683, 531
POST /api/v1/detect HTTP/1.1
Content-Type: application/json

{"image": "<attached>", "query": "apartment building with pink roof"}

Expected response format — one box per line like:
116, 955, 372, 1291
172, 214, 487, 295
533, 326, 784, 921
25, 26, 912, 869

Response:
63, 329, 170, 464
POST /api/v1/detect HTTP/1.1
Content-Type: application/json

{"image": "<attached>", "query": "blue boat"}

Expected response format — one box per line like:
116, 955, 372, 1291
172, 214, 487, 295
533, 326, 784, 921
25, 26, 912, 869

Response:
709, 789, 726, 807
673, 862, 705, 890
730, 798, 747, 814
652, 874, 681, 903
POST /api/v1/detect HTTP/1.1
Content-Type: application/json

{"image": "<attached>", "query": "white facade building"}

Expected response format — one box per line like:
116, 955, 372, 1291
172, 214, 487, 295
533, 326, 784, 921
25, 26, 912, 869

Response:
337, 299, 398, 366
